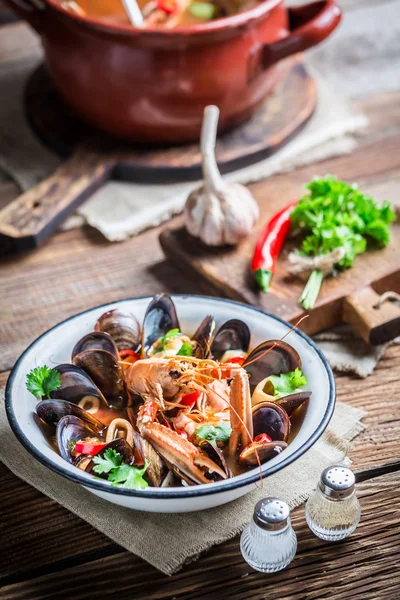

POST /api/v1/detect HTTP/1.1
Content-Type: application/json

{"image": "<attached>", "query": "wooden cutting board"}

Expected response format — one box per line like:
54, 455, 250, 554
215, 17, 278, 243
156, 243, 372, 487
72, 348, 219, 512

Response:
160, 197, 400, 345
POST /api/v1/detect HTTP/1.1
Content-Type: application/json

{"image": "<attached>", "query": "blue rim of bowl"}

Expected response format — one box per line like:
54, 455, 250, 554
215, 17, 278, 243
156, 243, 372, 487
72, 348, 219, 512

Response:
5, 295, 335, 499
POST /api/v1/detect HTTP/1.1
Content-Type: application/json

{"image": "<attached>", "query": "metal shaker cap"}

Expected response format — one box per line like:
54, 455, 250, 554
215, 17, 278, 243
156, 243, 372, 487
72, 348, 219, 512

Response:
319, 465, 356, 499
253, 498, 290, 531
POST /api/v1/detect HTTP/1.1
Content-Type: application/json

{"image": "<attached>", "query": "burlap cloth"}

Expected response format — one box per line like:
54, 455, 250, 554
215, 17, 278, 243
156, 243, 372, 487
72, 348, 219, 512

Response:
0, 389, 365, 575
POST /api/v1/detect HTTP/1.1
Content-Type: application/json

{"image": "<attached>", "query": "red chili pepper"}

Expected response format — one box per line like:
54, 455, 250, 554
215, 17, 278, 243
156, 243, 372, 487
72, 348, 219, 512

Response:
253, 433, 272, 444
180, 390, 201, 407
119, 349, 140, 360
175, 430, 188, 439
157, 0, 178, 13
75, 441, 107, 455
251, 201, 297, 292
226, 356, 245, 365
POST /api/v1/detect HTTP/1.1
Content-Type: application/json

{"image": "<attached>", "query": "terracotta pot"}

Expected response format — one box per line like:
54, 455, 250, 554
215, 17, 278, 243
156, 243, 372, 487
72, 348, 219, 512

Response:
6, 0, 341, 143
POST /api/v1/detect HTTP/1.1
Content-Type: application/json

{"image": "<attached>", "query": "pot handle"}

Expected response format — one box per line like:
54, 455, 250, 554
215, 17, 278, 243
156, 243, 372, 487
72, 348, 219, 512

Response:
259, 0, 342, 73
4, 0, 45, 32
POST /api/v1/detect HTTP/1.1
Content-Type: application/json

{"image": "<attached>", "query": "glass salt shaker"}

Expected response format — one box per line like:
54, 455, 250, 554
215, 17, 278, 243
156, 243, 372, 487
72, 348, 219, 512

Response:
240, 497, 297, 573
306, 465, 361, 541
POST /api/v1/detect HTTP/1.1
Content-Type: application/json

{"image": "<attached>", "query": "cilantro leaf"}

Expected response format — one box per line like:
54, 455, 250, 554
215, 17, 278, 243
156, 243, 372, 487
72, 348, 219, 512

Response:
92, 448, 122, 474
26, 366, 61, 399
268, 368, 308, 398
195, 422, 232, 443
109, 463, 149, 490
177, 342, 193, 357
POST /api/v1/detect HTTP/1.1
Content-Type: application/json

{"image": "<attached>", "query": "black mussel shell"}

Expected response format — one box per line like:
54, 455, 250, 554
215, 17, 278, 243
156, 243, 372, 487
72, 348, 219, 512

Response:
56, 415, 102, 463
277, 391, 311, 415
51, 364, 108, 408
252, 402, 290, 441
239, 440, 288, 466
72, 349, 126, 405
141, 294, 180, 357
192, 315, 215, 359
95, 309, 141, 352
244, 340, 301, 390
132, 431, 166, 487
37, 399, 105, 430
74, 455, 93, 471
72, 332, 119, 360
198, 439, 231, 479
211, 319, 250, 361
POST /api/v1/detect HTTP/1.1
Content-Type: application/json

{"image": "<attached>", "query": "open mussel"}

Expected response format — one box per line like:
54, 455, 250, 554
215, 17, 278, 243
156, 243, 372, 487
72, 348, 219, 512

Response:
132, 431, 166, 487
56, 415, 103, 463
95, 309, 141, 352
252, 401, 290, 441
244, 340, 301, 390
192, 315, 215, 359
141, 294, 180, 357
211, 319, 250, 361
50, 364, 109, 410
252, 377, 311, 415
276, 391, 311, 415
72, 332, 119, 360
198, 439, 231, 480
239, 436, 288, 466
72, 349, 126, 405
36, 399, 105, 430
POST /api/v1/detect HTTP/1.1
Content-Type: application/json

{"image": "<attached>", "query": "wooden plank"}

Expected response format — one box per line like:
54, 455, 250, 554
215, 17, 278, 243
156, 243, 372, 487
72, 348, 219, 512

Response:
1, 470, 399, 599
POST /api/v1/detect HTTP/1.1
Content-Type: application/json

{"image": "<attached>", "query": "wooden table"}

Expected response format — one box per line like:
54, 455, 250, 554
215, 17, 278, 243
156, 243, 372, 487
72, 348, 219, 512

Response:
1, 2, 400, 597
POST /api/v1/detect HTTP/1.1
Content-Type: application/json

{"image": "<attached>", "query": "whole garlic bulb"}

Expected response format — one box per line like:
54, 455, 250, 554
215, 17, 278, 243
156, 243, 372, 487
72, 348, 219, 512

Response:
185, 106, 259, 246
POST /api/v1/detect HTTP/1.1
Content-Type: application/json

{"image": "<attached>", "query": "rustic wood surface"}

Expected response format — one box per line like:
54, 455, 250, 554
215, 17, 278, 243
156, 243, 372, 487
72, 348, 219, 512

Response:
0, 56, 316, 251
1, 0, 400, 597
160, 131, 400, 340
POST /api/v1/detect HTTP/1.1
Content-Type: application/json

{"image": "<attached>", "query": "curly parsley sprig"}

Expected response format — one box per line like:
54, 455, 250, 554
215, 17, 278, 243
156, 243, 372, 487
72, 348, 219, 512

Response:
290, 176, 395, 309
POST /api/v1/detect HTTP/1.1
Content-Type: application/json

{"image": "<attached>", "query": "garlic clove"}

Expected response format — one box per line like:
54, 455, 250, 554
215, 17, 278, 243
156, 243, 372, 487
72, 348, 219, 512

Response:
184, 105, 259, 247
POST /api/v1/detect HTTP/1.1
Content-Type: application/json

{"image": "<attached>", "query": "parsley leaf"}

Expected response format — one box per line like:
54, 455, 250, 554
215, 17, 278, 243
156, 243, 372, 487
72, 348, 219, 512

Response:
290, 176, 395, 308
108, 463, 149, 490
26, 366, 61, 399
195, 422, 232, 443
92, 448, 122, 474
267, 368, 308, 398
177, 342, 193, 357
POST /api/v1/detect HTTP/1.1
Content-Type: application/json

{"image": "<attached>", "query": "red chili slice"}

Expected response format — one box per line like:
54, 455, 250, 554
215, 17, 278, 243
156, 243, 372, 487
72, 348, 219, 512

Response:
75, 441, 107, 455
119, 349, 140, 360
253, 433, 272, 444
175, 430, 188, 439
180, 390, 201, 407
226, 356, 245, 365
157, 0, 178, 13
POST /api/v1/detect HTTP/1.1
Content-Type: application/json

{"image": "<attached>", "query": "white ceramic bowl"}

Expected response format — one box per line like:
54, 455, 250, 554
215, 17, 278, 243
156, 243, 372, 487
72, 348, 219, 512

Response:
6, 295, 335, 513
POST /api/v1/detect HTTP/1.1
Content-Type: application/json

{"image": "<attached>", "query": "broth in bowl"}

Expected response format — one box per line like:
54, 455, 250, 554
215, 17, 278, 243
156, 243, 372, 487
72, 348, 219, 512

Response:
59, 0, 259, 27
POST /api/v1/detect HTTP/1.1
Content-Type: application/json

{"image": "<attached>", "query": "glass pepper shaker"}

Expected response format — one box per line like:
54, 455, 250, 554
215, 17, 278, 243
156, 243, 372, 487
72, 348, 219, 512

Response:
240, 497, 297, 573
306, 465, 361, 541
